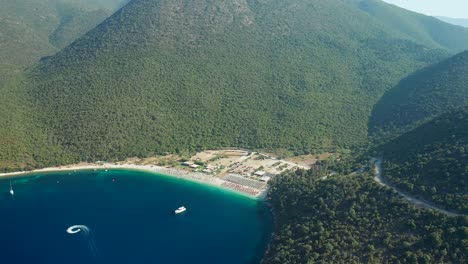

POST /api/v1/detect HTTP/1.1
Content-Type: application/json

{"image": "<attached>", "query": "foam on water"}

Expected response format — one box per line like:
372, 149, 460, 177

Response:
67, 225, 99, 258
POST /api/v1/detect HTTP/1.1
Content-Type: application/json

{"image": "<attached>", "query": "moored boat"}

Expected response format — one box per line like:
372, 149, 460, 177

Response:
174, 206, 186, 214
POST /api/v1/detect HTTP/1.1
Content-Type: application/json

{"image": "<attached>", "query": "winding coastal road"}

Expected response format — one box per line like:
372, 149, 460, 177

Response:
373, 158, 463, 217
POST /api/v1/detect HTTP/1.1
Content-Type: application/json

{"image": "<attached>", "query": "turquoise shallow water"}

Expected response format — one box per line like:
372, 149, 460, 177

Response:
0, 169, 273, 264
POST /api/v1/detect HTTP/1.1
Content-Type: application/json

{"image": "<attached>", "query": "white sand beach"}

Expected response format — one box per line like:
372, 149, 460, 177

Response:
0, 162, 268, 200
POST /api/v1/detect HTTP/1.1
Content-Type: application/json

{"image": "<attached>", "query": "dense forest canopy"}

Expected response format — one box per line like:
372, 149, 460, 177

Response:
263, 162, 467, 263
0, 1, 467, 263
0, 0, 127, 87
370, 51, 468, 140
380, 107, 468, 214
0, 0, 127, 170
3, 0, 468, 170
357, 0, 468, 53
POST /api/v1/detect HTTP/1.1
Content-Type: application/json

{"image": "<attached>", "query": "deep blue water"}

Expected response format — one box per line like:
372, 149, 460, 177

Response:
0, 169, 273, 264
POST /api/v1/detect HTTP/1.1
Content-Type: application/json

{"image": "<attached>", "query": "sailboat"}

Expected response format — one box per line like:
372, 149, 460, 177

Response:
9, 181, 14, 196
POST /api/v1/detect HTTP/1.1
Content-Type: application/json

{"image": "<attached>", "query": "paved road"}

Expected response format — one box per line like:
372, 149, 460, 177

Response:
373, 158, 463, 217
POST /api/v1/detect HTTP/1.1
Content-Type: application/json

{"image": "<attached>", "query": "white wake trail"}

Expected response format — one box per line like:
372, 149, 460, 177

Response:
67, 225, 89, 234
67, 225, 99, 258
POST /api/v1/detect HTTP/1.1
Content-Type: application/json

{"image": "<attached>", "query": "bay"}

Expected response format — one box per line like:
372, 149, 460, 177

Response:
0, 169, 273, 264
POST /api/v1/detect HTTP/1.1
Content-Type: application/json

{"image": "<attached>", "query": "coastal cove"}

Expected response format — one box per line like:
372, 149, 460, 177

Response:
0, 162, 269, 199
0, 169, 274, 264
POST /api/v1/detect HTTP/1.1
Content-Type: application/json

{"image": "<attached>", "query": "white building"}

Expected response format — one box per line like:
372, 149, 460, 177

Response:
254, 170, 266, 176
259, 176, 271, 182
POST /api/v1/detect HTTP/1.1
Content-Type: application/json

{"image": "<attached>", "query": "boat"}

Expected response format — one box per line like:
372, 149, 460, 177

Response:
174, 206, 187, 214
9, 181, 14, 196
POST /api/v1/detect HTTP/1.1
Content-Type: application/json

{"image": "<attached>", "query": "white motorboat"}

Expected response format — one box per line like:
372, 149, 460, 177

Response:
174, 206, 186, 214
9, 181, 14, 196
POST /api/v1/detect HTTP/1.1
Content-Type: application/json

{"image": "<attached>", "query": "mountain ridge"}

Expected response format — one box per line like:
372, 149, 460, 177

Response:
0, 0, 127, 86
2, 0, 468, 169
357, 0, 468, 53
370, 50, 468, 140
436, 16, 468, 28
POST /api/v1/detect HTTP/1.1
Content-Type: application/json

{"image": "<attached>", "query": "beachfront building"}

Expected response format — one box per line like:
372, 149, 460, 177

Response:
254, 170, 266, 176
259, 176, 271, 182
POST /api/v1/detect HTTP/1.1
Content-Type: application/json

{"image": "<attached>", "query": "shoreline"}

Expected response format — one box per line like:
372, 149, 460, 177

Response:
0, 163, 268, 200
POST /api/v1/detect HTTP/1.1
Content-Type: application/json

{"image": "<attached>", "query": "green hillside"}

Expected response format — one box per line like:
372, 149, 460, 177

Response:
370, 51, 468, 139
0, 0, 127, 86
357, 0, 468, 53
263, 167, 467, 263
3, 0, 468, 170
0, 76, 69, 171
380, 107, 468, 214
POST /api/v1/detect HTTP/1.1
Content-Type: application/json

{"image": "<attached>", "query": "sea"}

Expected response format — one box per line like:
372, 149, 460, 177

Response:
0, 169, 273, 264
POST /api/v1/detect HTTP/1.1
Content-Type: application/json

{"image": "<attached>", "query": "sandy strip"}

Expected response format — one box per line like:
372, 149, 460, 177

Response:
0, 163, 267, 200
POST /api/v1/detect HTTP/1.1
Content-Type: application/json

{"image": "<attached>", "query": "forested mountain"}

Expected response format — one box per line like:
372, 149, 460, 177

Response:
370, 51, 468, 139
263, 166, 467, 263
0, 0, 127, 86
1, 1, 467, 262
2, 0, 468, 170
357, 0, 468, 53
380, 107, 468, 214
436, 16, 468, 28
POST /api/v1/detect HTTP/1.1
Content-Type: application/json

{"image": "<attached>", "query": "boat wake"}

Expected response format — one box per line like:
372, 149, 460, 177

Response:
66, 225, 99, 258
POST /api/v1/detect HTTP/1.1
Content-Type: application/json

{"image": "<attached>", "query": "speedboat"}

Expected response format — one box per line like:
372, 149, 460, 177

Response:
174, 206, 186, 214
9, 181, 14, 196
